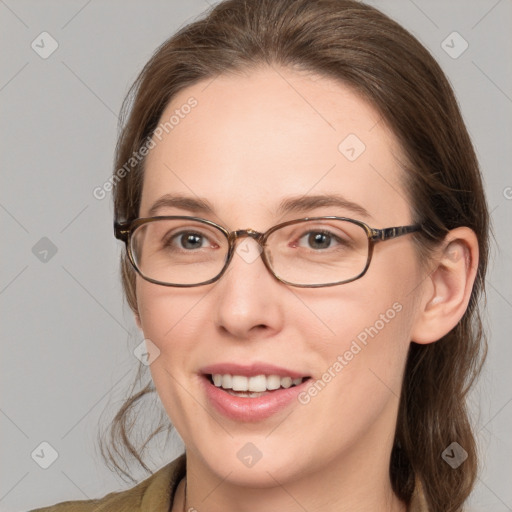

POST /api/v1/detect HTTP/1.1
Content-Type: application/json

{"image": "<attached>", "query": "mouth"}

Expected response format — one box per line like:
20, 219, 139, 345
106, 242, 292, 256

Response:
206, 373, 309, 398
199, 364, 312, 422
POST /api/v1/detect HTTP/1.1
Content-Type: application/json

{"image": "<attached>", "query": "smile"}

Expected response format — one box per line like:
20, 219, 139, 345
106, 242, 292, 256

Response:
210, 373, 306, 395
200, 363, 312, 421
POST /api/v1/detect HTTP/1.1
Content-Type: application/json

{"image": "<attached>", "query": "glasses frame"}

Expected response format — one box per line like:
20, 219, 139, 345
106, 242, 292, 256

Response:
114, 215, 421, 288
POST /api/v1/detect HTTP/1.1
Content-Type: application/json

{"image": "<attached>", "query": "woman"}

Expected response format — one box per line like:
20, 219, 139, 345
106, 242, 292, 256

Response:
32, 0, 489, 510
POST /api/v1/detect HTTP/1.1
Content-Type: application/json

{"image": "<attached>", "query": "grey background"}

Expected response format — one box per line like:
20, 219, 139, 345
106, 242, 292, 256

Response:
1, 1, 511, 511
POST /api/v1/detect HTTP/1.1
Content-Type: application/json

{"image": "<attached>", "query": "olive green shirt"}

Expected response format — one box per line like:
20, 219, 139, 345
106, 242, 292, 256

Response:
30, 454, 429, 511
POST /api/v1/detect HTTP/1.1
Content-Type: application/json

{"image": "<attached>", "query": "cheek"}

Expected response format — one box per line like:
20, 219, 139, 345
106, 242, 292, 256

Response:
135, 280, 207, 431
293, 291, 413, 433
295, 281, 411, 353
136, 278, 205, 343
135, 280, 203, 394
293, 257, 418, 398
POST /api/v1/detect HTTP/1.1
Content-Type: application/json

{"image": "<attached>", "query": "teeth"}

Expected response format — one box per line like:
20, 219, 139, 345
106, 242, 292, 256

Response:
222, 374, 232, 389
267, 375, 281, 390
232, 375, 248, 391
248, 375, 267, 392
211, 374, 305, 392
281, 376, 293, 389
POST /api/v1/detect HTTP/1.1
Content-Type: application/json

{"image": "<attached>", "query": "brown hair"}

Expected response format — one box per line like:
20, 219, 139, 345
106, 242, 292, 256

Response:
99, 1, 489, 510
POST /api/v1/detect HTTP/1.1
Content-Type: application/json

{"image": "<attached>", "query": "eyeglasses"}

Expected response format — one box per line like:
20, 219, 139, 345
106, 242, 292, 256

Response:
114, 216, 421, 288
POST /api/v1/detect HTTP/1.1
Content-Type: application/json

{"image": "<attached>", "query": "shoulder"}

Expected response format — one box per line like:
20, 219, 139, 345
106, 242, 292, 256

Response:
29, 454, 186, 512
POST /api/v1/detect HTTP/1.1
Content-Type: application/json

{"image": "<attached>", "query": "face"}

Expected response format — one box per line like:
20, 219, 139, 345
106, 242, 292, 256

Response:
136, 65, 425, 487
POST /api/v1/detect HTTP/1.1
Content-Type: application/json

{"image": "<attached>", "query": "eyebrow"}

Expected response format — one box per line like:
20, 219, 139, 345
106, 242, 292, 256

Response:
147, 193, 372, 220
148, 194, 215, 217
276, 194, 372, 220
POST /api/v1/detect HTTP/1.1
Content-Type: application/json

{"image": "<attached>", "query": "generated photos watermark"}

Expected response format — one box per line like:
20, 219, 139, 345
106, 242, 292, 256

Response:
298, 301, 403, 405
93, 96, 198, 200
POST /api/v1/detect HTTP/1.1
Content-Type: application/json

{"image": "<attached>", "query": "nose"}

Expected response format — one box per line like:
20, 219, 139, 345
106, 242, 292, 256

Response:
212, 236, 285, 340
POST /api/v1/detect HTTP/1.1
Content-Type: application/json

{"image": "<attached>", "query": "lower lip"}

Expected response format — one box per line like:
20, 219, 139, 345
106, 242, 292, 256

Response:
201, 375, 310, 422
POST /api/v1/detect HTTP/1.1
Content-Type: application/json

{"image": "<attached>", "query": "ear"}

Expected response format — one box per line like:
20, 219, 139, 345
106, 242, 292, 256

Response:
410, 227, 479, 344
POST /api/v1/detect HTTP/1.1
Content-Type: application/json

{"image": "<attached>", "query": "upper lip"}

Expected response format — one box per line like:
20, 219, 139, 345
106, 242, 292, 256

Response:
200, 362, 309, 379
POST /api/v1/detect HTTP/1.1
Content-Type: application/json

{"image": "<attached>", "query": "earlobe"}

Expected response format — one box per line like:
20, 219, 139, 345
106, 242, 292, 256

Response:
411, 227, 479, 344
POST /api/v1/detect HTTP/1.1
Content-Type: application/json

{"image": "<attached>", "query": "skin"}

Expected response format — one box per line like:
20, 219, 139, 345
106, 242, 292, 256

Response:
134, 65, 478, 512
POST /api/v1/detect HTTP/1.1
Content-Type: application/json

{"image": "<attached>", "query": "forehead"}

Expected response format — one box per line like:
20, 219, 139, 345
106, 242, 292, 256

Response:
140, 66, 411, 228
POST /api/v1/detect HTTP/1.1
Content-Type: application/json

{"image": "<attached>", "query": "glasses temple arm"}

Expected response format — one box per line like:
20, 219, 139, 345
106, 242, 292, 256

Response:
114, 220, 131, 242
370, 224, 421, 241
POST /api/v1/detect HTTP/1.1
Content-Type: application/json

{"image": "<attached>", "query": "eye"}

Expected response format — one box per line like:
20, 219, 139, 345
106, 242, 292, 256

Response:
297, 230, 349, 250
178, 231, 207, 250
164, 230, 216, 251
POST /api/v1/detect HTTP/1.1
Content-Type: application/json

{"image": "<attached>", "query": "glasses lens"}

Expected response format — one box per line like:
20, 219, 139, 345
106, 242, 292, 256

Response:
266, 219, 370, 285
130, 219, 228, 285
